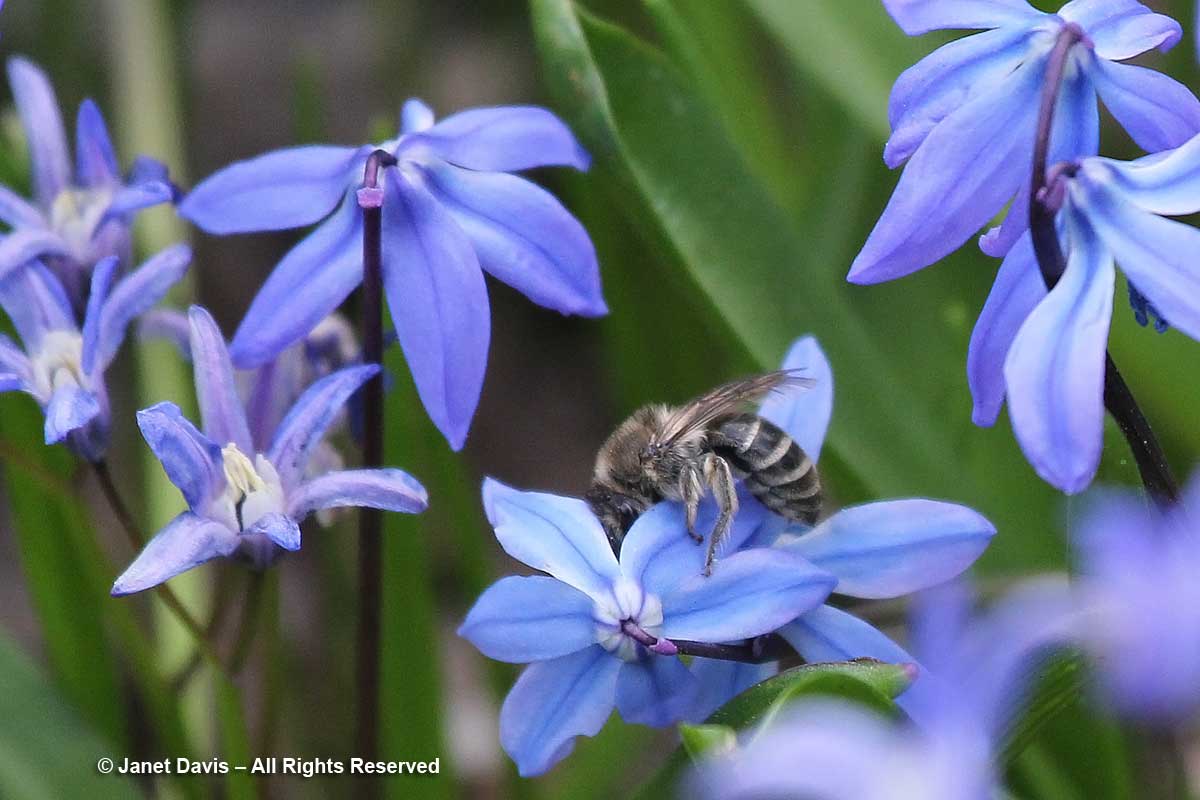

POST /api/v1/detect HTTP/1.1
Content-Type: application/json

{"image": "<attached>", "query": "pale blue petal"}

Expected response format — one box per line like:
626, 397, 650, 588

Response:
482, 478, 620, 600
1087, 134, 1200, 215
267, 364, 378, 489
179, 145, 365, 233
784, 499, 995, 599
0, 186, 46, 228
757, 335, 833, 462
615, 655, 698, 727
75, 99, 119, 187
421, 162, 605, 316
499, 646, 620, 777
1059, 0, 1181, 59
1004, 210, 1112, 494
1089, 59, 1200, 153
458, 575, 598, 663
885, 25, 1033, 167
286, 468, 428, 519
383, 170, 489, 451
881, 0, 1045, 35
0, 261, 74, 349
0, 228, 70, 284
7, 57, 70, 207
110, 511, 239, 596
659, 549, 834, 642
136, 402, 223, 510
80, 255, 117, 375
401, 98, 435, 134
44, 385, 100, 445
968, 235, 1044, 425
229, 194, 363, 368
848, 56, 1042, 284
187, 306, 253, 453
94, 243, 191, 371
245, 512, 300, 552
406, 105, 589, 172
688, 659, 777, 722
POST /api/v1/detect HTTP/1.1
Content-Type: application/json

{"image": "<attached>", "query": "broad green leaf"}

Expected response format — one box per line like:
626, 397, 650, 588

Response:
217, 679, 256, 800
998, 652, 1088, 766
679, 724, 736, 761
0, 633, 138, 800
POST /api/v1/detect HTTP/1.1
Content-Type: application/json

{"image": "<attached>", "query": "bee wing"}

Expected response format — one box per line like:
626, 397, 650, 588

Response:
654, 370, 814, 447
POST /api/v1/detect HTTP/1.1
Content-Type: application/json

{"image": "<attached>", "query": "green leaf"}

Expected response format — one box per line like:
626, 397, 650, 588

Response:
679, 724, 736, 761
998, 652, 1088, 766
0, 632, 138, 800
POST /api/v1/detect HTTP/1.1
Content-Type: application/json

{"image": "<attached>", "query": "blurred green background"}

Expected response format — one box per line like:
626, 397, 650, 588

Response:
0, 0, 1197, 797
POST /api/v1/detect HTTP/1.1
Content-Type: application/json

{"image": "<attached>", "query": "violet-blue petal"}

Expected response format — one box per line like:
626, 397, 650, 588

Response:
499, 645, 620, 777
885, 25, 1033, 168
458, 575, 599, 663
968, 235, 1044, 425
267, 363, 378, 488
1059, 0, 1182, 58
784, 499, 995, 599
107, 180, 176, 217
0, 228, 70, 284
881, 0, 1044, 36
382, 170, 489, 451
615, 655, 698, 727
482, 478, 619, 600
7, 57, 70, 207
848, 57, 1042, 284
401, 98, 435, 134
757, 335, 833, 461
1004, 211, 1112, 494
179, 145, 366, 233
286, 468, 428, 519
0, 374, 26, 393
43, 385, 100, 445
407, 105, 589, 172
245, 512, 300, 552
688, 659, 777, 722
136, 401, 223, 510
110, 511, 239, 596
1089, 58, 1200, 153
138, 309, 192, 358
74, 98, 119, 187
421, 162, 606, 316
0, 186, 45, 228
229, 194, 363, 368
1090, 134, 1200, 215
658, 549, 834, 642
0, 334, 32, 391
95, 243, 191, 371
187, 305, 254, 453
80, 255, 117, 375
0, 261, 75, 348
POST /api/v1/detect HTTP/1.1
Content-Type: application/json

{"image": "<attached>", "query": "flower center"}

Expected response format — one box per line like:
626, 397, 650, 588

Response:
593, 577, 665, 661
49, 187, 113, 260
216, 444, 284, 532
30, 330, 87, 399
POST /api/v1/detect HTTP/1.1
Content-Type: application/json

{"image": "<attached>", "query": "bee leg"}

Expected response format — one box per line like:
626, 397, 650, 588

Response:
702, 454, 738, 576
679, 463, 705, 544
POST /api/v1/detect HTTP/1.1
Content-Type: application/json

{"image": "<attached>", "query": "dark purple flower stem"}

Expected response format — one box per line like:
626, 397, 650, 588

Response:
1029, 24, 1180, 508
619, 620, 793, 664
355, 149, 396, 783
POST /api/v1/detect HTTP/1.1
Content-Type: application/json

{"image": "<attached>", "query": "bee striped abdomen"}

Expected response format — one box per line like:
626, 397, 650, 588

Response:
712, 413, 821, 524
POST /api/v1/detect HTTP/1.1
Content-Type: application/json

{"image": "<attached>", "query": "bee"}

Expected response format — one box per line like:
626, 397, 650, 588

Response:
585, 370, 822, 575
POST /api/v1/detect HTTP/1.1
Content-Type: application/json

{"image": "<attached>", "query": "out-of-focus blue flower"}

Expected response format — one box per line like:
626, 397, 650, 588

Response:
688, 337, 996, 719
179, 100, 605, 450
1073, 479, 1200, 723
0, 244, 190, 460
457, 479, 835, 777
111, 306, 426, 595
688, 580, 1076, 800
850, 0, 1199, 285
0, 57, 177, 308
970, 134, 1200, 492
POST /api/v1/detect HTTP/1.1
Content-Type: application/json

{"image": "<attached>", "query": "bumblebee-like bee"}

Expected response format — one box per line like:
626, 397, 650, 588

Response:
585, 371, 821, 575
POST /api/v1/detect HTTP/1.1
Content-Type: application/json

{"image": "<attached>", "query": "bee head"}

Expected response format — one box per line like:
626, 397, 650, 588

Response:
585, 485, 644, 554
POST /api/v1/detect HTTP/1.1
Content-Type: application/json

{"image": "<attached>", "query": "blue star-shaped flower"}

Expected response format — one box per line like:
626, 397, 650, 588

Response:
850, 0, 1199, 284
110, 307, 427, 595
179, 100, 605, 450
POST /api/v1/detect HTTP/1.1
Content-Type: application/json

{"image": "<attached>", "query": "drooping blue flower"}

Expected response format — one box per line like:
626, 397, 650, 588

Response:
179, 100, 605, 450
457, 479, 835, 777
0, 57, 177, 308
850, 0, 1199, 285
0, 244, 190, 460
1073, 477, 1200, 723
686, 337, 996, 719
688, 580, 1076, 800
111, 306, 427, 595
969, 134, 1200, 492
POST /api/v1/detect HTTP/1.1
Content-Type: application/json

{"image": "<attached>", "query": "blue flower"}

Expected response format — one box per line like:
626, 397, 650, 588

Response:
688, 580, 1076, 800
457, 479, 835, 777
969, 135, 1200, 492
850, 0, 1199, 284
179, 100, 605, 450
1073, 478, 1200, 722
0, 245, 190, 460
110, 306, 427, 595
0, 57, 177, 309
686, 337, 997, 719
